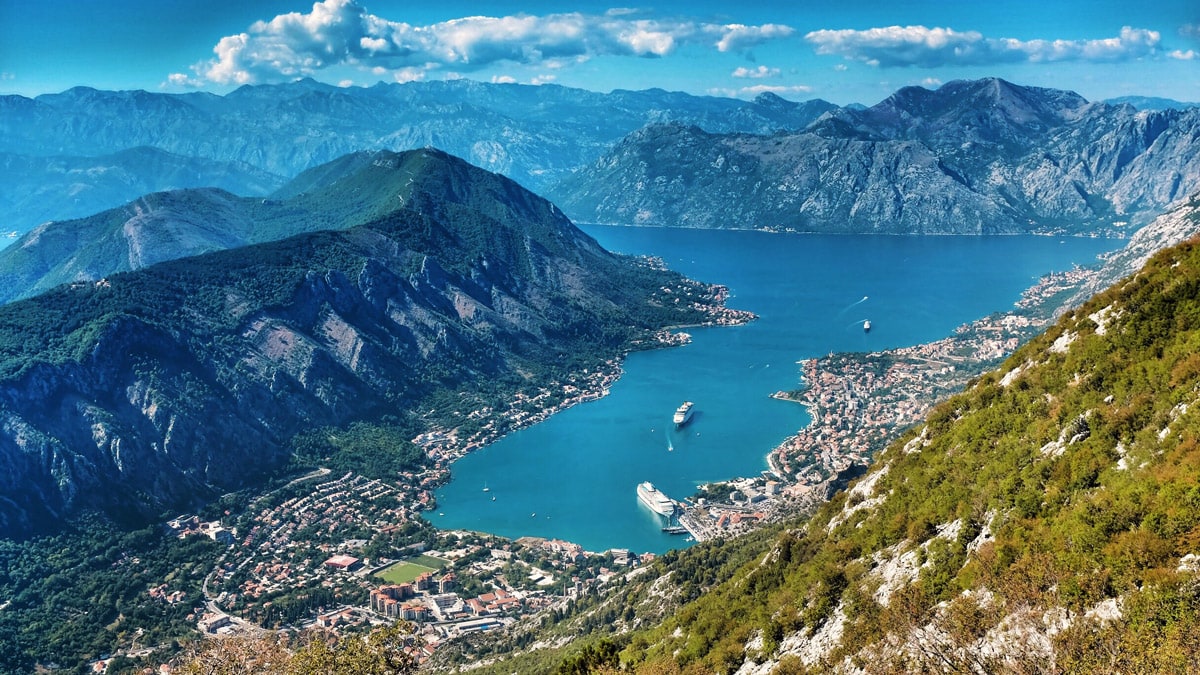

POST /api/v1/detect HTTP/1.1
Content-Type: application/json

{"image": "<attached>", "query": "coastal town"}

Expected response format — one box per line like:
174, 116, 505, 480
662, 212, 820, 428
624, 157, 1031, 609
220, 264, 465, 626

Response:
760, 263, 1098, 514
100, 261, 1107, 671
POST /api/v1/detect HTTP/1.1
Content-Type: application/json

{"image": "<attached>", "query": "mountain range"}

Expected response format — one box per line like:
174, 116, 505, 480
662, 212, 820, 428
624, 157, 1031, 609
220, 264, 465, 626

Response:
551, 78, 1200, 235
7, 78, 1199, 241
1104, 95, 1200, 111
0, 79, 835, 234
0, 149, 738, 536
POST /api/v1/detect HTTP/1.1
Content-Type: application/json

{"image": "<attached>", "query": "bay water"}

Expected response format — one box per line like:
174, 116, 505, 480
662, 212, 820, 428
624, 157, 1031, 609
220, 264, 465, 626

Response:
435, 229, 1119, 554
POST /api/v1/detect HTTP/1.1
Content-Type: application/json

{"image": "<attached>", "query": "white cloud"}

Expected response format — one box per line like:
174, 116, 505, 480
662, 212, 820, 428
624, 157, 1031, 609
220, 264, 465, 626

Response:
0, 72, 14, 82
491, 74, 517, 84
338, 79, 355, 87
531, 74, 557, 85
921, 77, 942, 87
1181, 24, 1200, 40
805, 25, 1161, 68
732, 65, 779, 79
392, 67, 427, 83
181, 0, 795, 85
166, 72, 204, 88
1170, 49, 1197, 60
712, 23, 795, 53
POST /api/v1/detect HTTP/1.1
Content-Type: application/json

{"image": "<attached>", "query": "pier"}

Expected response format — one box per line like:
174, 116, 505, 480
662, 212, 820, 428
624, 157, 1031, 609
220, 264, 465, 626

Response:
677, 509, 714, 543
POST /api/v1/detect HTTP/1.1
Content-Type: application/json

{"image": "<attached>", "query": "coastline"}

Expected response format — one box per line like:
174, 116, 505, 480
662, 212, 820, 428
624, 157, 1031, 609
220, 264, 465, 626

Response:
412, 284, 756, 492
756, 262, 1103, 517
415, 253, 1109, 549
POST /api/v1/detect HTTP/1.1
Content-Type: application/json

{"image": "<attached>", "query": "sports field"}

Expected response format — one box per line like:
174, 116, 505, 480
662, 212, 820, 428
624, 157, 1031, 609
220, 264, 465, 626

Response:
374, 555, 448, 584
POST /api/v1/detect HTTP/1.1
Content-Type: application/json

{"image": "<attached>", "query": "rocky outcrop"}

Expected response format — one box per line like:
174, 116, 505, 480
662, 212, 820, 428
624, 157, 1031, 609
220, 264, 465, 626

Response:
551, 78, 1200, 235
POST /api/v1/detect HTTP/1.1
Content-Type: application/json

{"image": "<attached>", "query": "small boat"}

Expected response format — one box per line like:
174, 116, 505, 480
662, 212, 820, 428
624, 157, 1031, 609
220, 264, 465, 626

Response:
491, 496, 496, 501
863, 320, 871, 332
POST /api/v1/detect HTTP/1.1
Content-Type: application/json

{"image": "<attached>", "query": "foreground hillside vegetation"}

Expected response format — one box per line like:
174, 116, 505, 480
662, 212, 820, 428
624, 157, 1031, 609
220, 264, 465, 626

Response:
544, 233, 1200, 673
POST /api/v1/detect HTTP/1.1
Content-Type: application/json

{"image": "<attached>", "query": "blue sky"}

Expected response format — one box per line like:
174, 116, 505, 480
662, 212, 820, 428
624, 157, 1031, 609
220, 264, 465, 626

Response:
1, 0, 1197, 105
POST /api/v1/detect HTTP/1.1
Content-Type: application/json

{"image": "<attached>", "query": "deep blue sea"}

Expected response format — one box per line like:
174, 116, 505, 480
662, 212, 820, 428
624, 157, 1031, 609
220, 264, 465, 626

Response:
435, 228, 1120, 554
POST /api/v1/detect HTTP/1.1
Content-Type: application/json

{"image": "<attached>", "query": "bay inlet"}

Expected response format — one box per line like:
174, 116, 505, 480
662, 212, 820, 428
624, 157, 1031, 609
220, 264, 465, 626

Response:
435, 229, 1121, 554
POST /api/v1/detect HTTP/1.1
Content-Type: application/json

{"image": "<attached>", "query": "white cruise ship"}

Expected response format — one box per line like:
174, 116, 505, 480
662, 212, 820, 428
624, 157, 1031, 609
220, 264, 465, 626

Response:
637, 481, 677, 517
673, 401, 694, 426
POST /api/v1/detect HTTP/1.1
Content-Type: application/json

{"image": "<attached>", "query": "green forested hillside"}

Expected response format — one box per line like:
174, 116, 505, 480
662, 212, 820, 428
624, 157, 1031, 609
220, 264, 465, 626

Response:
0, 148, 742, 536
0, 147, 594, 305
528, 234, 1200, 673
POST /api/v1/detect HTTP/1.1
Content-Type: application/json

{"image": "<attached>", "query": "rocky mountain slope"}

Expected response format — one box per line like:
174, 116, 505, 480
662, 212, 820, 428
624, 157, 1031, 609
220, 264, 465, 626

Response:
551, 78, 1200, 235
0, 80, 835, 233
497, 199, 1200, 674
0, 149, 739, 536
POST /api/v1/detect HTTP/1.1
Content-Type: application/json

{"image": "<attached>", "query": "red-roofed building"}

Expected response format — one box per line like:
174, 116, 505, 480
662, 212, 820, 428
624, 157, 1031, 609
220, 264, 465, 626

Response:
324, 554, 361, 571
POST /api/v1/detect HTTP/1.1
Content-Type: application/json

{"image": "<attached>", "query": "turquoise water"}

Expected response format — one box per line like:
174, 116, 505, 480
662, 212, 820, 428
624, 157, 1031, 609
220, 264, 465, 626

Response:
435, 229, 1120, 553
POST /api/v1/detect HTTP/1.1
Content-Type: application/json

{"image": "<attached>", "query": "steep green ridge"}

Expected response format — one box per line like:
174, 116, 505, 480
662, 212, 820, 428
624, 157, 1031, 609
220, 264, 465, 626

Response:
0, 147, 575, 305
526, 232, 1200, 673
0, 149, 736, 536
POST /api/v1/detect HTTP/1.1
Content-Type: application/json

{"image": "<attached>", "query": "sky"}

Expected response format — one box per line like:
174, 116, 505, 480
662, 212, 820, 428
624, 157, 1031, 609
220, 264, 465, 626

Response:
1, 0, 1198, 105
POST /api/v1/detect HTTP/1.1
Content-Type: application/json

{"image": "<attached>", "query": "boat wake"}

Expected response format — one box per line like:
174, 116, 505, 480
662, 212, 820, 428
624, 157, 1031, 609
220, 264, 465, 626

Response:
838, 295, 869, 315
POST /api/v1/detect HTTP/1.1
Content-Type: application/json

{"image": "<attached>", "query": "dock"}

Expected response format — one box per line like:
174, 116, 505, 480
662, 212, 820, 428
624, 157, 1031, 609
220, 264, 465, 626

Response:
677, 509, 713, 543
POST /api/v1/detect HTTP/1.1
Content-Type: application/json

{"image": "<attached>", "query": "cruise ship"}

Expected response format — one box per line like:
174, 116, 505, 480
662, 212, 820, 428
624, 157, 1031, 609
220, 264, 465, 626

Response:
673, 401, 695, 426
637, 481, 677, 517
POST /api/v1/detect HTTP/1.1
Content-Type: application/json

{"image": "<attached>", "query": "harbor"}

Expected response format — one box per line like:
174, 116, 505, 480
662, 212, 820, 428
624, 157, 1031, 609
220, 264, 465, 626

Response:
434, 229, 1120, 554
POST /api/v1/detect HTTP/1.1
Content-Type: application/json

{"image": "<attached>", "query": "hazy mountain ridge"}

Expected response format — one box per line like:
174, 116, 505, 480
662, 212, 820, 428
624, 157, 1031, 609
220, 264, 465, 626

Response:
0, 80, 836, 233
1104, 95, 1200, 111
0, 150, 737, 536
552, 78, 1200, 235
0, 147, 286, 235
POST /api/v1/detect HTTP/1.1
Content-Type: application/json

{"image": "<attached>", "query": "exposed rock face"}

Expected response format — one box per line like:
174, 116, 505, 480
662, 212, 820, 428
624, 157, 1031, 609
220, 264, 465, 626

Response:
551, 79, 1200, 235
0, 149, 731, 535
0, 80, 836, 232
1064, 191, 1200, 306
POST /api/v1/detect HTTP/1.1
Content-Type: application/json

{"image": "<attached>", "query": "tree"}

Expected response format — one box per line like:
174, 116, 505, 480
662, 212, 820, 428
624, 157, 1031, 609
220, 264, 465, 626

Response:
181, 622, 420, 675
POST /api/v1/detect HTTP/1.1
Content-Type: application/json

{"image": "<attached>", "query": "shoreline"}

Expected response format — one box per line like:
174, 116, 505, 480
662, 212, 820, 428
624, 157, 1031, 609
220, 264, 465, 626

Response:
415, 257, 1107, 549
412, 287, 756, 489
755, 262, 1103, 518
581, 222, 1131, 240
